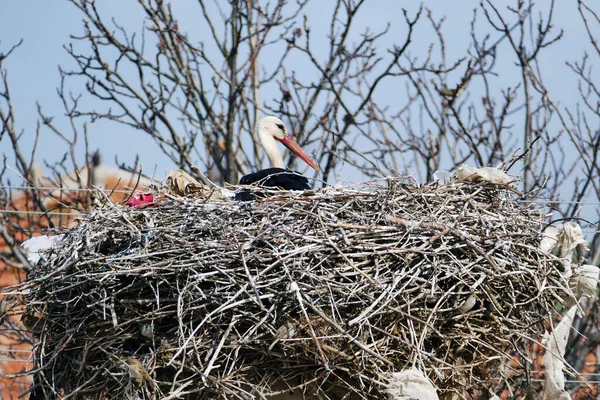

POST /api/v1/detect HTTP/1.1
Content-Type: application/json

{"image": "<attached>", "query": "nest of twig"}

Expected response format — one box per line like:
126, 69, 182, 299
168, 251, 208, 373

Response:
20, 178, 567, 399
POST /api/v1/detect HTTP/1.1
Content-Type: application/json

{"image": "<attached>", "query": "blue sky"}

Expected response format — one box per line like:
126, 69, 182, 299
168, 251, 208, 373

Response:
0, 1, 596, 183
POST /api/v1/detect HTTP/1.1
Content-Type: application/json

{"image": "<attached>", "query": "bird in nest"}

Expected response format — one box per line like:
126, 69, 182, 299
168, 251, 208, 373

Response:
235, 116, 319, 201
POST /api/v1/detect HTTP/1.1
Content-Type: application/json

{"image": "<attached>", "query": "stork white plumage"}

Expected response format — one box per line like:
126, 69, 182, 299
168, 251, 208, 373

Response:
235, 116, 319, 200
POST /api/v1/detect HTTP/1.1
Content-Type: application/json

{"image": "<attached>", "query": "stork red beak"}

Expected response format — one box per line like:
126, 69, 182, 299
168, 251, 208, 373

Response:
278, 135, 320, 171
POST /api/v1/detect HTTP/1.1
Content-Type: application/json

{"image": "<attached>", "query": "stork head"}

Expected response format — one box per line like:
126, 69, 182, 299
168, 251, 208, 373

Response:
257, 116, 320, 171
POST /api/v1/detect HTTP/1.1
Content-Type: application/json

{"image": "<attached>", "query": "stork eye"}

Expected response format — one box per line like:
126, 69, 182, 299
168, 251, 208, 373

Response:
276, 124, 284, 131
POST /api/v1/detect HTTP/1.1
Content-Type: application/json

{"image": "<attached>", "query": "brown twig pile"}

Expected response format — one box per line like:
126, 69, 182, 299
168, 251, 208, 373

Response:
19, 179, 568, 399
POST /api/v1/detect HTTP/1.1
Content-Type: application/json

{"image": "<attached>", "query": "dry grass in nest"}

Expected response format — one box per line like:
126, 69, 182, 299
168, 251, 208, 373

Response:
16, 178, 567, 399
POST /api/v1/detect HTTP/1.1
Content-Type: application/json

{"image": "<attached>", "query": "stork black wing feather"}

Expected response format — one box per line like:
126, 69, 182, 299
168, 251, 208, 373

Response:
239, 168, 310, 189
235, 168, 311, 201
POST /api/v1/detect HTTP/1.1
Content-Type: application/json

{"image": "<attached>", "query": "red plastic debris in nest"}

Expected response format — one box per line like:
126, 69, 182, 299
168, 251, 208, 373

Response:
125, 193, 155, 208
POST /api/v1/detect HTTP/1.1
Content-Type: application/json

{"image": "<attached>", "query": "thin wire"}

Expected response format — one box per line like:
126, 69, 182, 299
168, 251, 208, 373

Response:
0, 356, 599, 384
0, 362, 571, 384
527, 378, 600, 384
526, 372, 600, 376
1, 186, 600, 205
0, 357, 32, 363
0, 349, 33, 354
0, 210, 84, 216
521, 200, 600, 205
0, 208, 543, 218
0, 185, 141, 194
2, 200, 599, 221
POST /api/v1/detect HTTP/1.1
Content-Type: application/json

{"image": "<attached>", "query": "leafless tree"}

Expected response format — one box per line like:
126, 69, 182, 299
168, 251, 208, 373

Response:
1, 0, 600, 398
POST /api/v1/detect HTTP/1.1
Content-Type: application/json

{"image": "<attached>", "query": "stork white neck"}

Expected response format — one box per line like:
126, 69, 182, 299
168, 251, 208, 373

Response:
258, 122, 285, 168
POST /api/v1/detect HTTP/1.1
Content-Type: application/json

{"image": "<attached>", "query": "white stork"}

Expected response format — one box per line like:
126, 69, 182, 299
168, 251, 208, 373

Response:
235, 116, 319, 200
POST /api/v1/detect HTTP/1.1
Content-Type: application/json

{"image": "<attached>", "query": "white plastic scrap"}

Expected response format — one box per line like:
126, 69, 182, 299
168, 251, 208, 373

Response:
21, 235, 65, 264
140, 323, 154, 339
386, 367, 438, 400
220, 188, 236, 199
540, 225, 561, 255
541, 306, 577, 400
459, 294, 477, 313
559, 222, 589, 259
454, 165, 512, 184
570, 264, 600, 301
540, 222, 590, 276
432, 170, 452, 184
538, 221, 597, 399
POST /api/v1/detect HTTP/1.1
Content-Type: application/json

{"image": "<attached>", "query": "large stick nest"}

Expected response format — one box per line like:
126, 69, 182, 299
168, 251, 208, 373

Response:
20, 179, 566, 399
